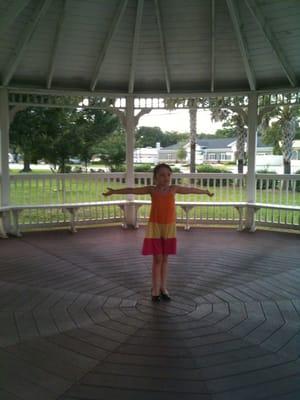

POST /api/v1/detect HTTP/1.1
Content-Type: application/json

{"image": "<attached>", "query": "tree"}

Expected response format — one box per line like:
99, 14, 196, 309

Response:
135, 126, 185, 148
276, 106, 298, 174
75, 109, 120, 169
96, 130, 126, 169
39, 108, 79, 173
177, 145, 187, 162
262, 123, 282, 155
260, 104, 300, 174
210, 97, 275, 173
10, 108, 47, 172
165, 98, 202, 173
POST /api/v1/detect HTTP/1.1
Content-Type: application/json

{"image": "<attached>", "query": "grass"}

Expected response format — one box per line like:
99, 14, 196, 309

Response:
6, 173, 300, 227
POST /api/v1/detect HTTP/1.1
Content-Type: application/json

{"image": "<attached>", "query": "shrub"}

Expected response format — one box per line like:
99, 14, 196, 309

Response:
111, 165, 126, 172
256, 170, 278, 190
134, 164, 153, 172
295, 170, 300, 192
196, 164, 232, 187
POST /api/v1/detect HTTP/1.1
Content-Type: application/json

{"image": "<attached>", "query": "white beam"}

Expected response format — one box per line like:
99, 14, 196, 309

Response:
226, 0, 256, 90
0, 0, 31, 37
245, 0, 297, 87
128, 0, 144, 94
47, 0, 67, 89
124, 95, 136, 226
90, 0, 128, 92
210, 0, 216, 92
154, 0, 170, 93
2, 0, 53, 87
0, 88, 10, 209
246, 92, 258, 231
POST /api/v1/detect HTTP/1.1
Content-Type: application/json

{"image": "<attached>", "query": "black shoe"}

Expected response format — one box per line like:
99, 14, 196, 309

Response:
151, 288, 161, 302
160, 290, 171, 301
152, 295, 161, 302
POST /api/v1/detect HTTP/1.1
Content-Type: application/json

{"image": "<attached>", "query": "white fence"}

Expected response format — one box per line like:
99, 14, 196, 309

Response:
1, 172, 299, 230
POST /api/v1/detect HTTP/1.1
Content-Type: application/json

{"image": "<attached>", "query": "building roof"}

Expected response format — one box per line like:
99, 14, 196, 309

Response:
196, 138, 235, 149
163, 136, 272, 151
0, 0, 299, 94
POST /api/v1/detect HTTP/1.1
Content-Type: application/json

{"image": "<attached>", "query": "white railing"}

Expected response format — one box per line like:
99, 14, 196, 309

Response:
255, 173, 300, 228
1, 172, 299, 230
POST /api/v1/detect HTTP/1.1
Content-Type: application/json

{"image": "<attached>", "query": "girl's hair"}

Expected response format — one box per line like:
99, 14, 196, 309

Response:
153, 163, 172, 180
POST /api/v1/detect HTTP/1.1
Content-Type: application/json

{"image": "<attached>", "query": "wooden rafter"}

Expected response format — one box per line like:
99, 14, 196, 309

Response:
210, 0, 216, 92
128, 0, 144, 94
47, 0, 67, 89
154, 0, 170, 93
245, 0, 297, 87
90, 0, 128, 92
227, 0, 256, 90
0, 0, 31, 37
2, 0, 53, 86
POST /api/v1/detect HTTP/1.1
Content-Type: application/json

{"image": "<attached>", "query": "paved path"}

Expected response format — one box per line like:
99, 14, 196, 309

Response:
0, 227, 299, 400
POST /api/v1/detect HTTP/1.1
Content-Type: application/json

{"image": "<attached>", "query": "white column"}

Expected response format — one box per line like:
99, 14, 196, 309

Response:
245, 93, 258, 231
0, 88, 10, 205
124, 95, 136, 227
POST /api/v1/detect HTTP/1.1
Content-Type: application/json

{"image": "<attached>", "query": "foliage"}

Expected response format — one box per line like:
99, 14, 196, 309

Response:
295, 170, 300, 192
177, 145, 187, 161
256, 170, 278, 189
196, 164, 230, 173
10, 106, 120, 173
74, 108, 120, 168
134, 164, 153, 172
196, 164, 232, 187
96, 130, 126, 168
135, 126, 187, 148
10, 107, 48, 171
261, 123, 282, 155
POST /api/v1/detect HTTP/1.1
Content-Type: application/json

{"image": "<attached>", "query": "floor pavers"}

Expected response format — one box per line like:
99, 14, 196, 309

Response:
0, 227, 299, 399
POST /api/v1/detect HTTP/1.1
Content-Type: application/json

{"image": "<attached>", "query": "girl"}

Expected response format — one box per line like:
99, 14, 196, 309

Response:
103, 163, 214, 303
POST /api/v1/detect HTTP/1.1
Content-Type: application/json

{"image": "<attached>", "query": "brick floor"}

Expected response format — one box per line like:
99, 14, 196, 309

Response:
0, 226, 299, 400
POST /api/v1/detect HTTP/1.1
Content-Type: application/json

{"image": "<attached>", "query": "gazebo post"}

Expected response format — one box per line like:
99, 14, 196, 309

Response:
0, 89, 10, 201
0, 88, 11, 230
124, 95, 136, 227
245, 92, 258, 231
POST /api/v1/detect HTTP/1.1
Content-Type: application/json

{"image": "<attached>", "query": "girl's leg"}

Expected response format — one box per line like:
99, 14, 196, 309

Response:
152, 255, 163, 296
160, 255, 169, 293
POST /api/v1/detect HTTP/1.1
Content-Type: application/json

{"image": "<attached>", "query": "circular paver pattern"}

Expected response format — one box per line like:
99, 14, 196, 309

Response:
0, 227, 299, 400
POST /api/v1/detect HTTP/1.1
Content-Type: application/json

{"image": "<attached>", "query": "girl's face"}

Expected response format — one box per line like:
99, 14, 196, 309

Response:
155, 167, 171, 186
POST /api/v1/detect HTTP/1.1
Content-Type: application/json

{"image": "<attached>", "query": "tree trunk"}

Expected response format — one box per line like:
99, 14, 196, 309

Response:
281, 118, 296, 175
236, 124, 246, 175
21, 153, 32, 172
237, 159, 244, 174
284, 160, 291, 174
189, 108, 197, 173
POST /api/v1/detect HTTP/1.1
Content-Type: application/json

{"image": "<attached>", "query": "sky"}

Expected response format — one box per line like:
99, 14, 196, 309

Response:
137, 109, 223, 134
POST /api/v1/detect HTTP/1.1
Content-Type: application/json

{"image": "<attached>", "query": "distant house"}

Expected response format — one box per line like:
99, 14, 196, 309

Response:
134, 138, 273, 164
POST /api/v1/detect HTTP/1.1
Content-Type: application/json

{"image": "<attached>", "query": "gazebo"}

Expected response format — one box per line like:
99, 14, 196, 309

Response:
1, 0, 300, 232
0, 1, 300, 399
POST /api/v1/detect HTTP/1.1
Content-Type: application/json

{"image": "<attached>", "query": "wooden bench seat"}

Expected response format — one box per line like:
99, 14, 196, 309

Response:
1, 200, 299, 238
0, 201, 127, 237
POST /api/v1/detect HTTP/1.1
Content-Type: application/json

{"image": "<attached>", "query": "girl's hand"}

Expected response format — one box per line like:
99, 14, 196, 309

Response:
207, 190, 214, 197
103, 187, 114, 197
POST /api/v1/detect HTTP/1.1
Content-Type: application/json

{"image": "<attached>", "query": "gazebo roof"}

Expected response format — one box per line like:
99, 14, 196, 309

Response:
0, 0, 300, 95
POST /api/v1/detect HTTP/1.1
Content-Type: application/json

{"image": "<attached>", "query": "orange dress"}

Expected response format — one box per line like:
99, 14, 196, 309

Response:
142, 189, 176, 255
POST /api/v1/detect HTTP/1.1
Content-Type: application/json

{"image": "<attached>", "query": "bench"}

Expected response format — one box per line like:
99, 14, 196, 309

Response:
246, 202, 300, 232
0, 201, 128, 238
1, 201, 299, 238
133, 200, 248, 230
0, 206, 11, 238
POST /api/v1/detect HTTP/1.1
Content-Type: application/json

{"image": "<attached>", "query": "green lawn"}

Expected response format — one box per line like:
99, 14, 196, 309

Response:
7, 174, 300, 226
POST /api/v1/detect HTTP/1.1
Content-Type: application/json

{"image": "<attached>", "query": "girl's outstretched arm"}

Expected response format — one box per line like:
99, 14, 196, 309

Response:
103, 186, 153, 196
174, 185, 214, 197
